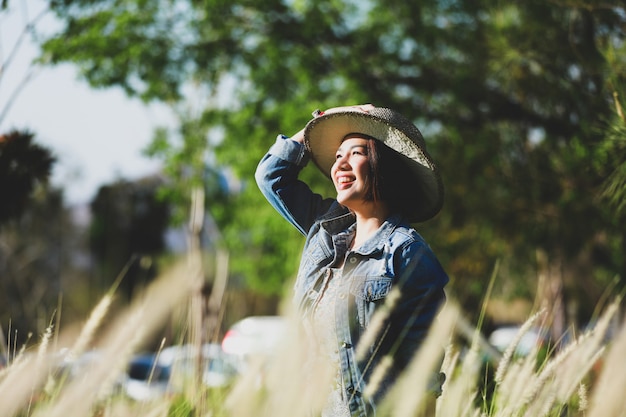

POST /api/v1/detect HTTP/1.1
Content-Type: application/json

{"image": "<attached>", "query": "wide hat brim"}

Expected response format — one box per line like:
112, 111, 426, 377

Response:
304, 107, 443, 222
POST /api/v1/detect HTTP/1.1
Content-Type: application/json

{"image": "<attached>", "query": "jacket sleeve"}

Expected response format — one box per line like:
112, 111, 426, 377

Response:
255, 134, 335, 236
389, 239, 448, 371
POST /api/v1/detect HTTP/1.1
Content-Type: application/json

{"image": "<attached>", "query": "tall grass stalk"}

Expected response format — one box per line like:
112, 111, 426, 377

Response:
0, 257, 624, 417
491, 300, 620, 417
380, 303, 459, 417
225, 303, 335, 417
67, 293, 113, 361
493, 309, 545, 385
39, 260, 196, 417
587, 306, 626, 417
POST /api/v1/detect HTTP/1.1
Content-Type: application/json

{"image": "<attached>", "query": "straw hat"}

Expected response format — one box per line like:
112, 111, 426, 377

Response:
303, 107, 443, 222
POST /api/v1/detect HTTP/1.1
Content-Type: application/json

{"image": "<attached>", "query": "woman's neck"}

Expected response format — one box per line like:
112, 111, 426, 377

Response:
351, 205, 389, 250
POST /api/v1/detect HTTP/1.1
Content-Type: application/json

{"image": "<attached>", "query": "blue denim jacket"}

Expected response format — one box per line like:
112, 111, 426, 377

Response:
255, 135, 448, 416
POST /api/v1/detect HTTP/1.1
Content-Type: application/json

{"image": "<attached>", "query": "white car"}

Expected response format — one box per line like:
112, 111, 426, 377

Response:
221, 316, 286, 372
121, 343, 237, 401
163, 343, 237, 388
488, 326, 547, 357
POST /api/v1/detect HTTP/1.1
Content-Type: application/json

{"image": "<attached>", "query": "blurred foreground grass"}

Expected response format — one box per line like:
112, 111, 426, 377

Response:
0, 257, 624, 417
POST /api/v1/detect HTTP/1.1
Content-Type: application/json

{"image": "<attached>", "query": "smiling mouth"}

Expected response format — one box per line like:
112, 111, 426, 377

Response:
336, 176, 356, 190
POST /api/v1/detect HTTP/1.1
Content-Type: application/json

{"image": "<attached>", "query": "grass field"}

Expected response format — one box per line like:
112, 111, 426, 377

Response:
1, 258, 624, 417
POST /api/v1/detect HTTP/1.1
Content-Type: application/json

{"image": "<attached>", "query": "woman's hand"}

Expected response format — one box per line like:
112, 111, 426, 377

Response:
291, 104, 375, 143
290, 127, 306, 144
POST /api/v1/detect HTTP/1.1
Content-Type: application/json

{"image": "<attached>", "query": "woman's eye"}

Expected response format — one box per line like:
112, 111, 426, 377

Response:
335, 154, 342, 159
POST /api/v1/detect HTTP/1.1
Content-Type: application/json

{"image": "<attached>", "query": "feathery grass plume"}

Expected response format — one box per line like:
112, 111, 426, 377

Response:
495, 350, 540, 416
94, 312, 146, 402
378, 303, 458, 417
518, 301, 619, 417
436, 266, 498, 417
35, 319, 57, 401
67, 293, 113, 361
534, 389, 557, 417
364, 354, 394, 400
66, 257, 136, 362
577, 383, 588, 412
33, 308, 147, 417
227, 306, 334, 417
356, 249, 436, 366
35, 259, 196, 417
0, 324, 53, 416
0, 347, 51, 417
554, 300, 619, 402
587, 317, 626, 417
36, 317, 55, 362
7, 331, 32, 367
516, 333, 584, 417
356, 280, 448, 400
437, 323, 485, 417
491, 312, 550, 415
355, 286, 401, 361
494, 309, 545, 385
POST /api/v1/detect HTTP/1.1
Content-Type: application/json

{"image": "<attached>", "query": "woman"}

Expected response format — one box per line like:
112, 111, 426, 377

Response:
255, 104, 448, 416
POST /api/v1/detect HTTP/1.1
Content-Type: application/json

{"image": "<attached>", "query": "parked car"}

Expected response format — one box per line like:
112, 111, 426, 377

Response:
163, 343, 237, 388
221, 315, 287, 373
122, 353, 173, 401
488, 325, 548, 357
120, 343, 237, 401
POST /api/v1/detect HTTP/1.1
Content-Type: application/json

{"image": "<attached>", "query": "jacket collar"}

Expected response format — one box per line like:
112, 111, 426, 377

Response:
319, 204, 405, 255
353, 214, 404, 255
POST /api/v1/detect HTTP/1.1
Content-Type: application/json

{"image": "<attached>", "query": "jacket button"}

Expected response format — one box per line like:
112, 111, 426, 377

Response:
341, 341, 352, 349
349, 257, 357, 264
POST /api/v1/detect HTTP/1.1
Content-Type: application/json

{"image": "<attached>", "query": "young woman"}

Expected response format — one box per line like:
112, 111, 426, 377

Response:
255, 104, 449, 416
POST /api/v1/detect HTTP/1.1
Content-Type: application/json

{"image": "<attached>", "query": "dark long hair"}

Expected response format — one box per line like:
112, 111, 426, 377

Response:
365, 138, 417, 220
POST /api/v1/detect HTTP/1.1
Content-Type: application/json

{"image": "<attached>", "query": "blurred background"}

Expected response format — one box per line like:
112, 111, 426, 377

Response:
1, 0, 625, 353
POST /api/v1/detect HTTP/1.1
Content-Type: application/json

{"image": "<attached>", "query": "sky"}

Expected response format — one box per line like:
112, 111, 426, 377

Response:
1, 1, 176, 206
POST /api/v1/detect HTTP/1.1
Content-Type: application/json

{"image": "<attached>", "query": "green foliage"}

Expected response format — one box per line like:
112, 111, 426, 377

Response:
596, 102, 626, 217
41, 0, 626, 316
167, 394, 195, 417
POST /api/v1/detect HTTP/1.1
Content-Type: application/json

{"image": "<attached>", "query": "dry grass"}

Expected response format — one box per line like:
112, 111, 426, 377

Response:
0, 259, 623, 417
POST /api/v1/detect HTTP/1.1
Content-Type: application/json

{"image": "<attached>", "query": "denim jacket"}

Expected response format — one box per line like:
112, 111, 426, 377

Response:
255, 135, 449, 416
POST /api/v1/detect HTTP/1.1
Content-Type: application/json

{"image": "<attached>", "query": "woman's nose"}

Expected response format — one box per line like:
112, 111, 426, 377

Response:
335, 158, 350, 171
337, 153, 351, 166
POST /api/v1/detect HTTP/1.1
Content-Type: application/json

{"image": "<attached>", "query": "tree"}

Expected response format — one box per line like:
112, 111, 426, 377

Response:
0, 130, 56, 225
0, 185, 78, 345
89, 175, 170, 300
40, 0, 626, 325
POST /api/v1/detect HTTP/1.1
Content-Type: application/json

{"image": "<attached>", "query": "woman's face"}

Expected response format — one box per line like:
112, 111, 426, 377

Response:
331, 135, 372, 211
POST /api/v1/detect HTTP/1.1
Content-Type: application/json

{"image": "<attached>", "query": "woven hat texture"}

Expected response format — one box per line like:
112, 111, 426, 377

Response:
304, 107, 443, 222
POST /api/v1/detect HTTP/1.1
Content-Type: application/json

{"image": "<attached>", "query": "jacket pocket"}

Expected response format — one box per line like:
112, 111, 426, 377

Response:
351, 276, 393, 302
350, 276, 393, 332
